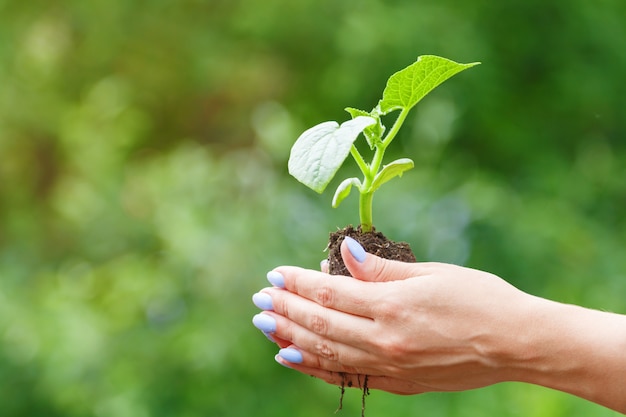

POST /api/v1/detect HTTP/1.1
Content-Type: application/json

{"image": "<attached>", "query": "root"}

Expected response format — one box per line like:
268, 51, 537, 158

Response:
335, 373, 370, 417
335, 372, 346, 413
361, 375, 370, 417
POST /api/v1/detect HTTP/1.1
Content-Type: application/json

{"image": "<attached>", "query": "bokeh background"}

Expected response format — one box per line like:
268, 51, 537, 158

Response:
1, 0, 625, 416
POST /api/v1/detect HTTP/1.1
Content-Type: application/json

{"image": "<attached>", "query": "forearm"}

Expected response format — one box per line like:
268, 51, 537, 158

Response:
507, 296, 626, 412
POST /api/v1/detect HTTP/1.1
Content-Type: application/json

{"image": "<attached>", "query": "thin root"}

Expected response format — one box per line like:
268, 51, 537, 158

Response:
335, 372, 346, 413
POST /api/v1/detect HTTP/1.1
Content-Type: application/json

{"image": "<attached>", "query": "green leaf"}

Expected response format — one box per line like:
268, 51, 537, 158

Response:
345, 107, 385, 149
379, 55, 480, 114
288, 116, 376, 193
332, 177, 361, 208
370, 158, 414, 192
344, 107, 370, 118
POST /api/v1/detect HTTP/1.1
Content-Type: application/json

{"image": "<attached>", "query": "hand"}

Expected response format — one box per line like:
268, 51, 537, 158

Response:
253, 237, 535, 395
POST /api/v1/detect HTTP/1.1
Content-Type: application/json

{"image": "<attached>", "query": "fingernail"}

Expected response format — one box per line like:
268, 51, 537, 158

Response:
252, 292, 273, 310
275, 354, 293, 368
278, 347, 303, 364
320, 259, 328, 270
267, 271, 285, 288
344, 236, 366, 263
263, 332, 276, 343
252, 314, 276, 333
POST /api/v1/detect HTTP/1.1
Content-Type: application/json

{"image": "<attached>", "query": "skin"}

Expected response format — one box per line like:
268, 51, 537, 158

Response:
255, 239, 626, 413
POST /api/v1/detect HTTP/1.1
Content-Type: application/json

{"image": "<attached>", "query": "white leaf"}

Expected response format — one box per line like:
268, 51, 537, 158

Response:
288, 116, 376, 193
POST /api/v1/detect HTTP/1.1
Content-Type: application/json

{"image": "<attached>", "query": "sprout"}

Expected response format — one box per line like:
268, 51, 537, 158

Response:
288, 55, 479, 232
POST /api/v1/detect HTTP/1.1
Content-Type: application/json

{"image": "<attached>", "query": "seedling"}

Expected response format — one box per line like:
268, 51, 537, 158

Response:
287, 55, 479, 416
288, 55, 479, 232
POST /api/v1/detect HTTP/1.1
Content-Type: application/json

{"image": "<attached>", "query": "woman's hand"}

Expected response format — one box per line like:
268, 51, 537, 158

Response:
252, 237, 626, 412
253, 237, 535, 394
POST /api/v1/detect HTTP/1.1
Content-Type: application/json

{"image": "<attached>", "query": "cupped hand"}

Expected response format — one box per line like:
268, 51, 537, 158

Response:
253, 237, 536, 395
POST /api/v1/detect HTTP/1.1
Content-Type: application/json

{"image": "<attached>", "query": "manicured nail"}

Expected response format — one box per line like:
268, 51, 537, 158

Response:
275, 354, 293, 368
252, 314, 276, 333
278, 347, 303, 364
344, 236, 366, 263
252, 292, 273, 310
267, 271, 285, 288
320, 259, 328, 270
263, 332, 276, 343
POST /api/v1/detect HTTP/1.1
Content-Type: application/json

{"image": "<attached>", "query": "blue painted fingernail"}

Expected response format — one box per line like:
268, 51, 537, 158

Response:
344, 236, 366, 263
267, 271, 285, 288
263, 332, 276, 343
252, 292, 273, 310
275, 354, 293, 368
252, 314, 276, 333
278, 347, 303, 363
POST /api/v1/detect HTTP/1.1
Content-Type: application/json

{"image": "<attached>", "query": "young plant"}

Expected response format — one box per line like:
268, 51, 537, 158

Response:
288, 55, 479, 232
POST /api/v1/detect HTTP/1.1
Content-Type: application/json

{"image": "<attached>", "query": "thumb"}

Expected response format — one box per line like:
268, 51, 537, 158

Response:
341, 236, 419, 282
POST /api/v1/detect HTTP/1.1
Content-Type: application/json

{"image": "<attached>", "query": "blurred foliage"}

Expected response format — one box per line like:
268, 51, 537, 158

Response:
0, 0, 625, 416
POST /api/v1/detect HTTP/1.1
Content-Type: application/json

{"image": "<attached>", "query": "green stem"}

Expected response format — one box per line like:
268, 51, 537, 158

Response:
350, 145, 369, 174
358, 108, 410, 232
382, 108, 410, 148
368, 144, 386, 183
359, 190, 374, 232
358, 146, 382, 232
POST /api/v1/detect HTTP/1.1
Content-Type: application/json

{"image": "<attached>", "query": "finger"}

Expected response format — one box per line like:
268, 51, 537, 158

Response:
264, 285, 375, 342
270, 267, 382, 318
255, 287, 377, 355
341, 237, 427, 283
274, 358, 429, 395
271, 334, 291, 349
320, 259, 329, 273
274, 341, 375, 375
252, 303, 371, 357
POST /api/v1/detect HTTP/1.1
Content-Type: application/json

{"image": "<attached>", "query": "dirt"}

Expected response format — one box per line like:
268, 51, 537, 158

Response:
327, 225, 416, 276
326, 225, 416, 416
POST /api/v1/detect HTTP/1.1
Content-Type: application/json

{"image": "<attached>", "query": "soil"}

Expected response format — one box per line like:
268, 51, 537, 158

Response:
327, 225, 416, 416
327, 225, 416, 276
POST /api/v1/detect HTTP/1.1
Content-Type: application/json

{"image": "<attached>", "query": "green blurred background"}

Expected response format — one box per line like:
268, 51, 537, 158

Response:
1, 0, 625, 416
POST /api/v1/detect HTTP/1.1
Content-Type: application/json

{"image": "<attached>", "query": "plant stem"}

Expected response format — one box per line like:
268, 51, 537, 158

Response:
382, 108, 409, 147
357, 108, 410, 232
359, 190, 374, 232
350, 145, 369, 174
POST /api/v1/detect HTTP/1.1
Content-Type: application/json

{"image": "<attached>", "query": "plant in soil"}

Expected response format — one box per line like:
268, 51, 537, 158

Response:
289, 55, 479, 274
287, 55, 479, 414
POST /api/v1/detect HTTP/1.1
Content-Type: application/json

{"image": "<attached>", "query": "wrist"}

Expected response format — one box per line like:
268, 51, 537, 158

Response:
504, 296, 626, 412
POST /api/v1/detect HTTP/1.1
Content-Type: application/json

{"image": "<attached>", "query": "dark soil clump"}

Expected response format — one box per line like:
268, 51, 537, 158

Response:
327, 225, 416, 276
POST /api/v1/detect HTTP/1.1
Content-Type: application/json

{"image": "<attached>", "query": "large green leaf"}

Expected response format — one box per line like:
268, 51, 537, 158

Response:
379, 55, 480, 114
288, 116, 376, 193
